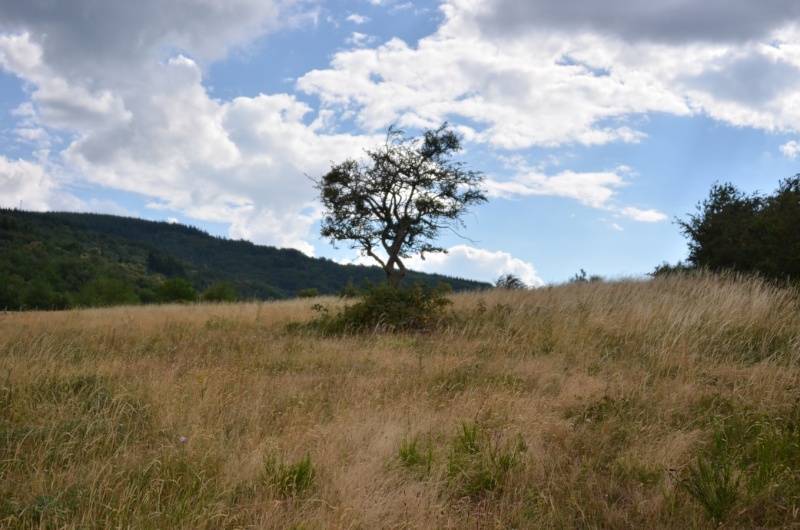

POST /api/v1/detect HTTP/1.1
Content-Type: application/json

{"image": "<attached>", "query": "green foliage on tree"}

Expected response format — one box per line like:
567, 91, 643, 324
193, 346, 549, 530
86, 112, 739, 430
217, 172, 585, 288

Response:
22, 279, 57, 310
315, 123, 487, 288
0, 208, 489, 311
676, 175, 800, 280
78, 278, 139, 307
200, 282, 238, 302
650, 261, 693, 278
568, 269, 603, 283
495, 273, 527, 289
147, 250, 186, 277
339, 277, 360, 298
0, 272, 24, 309
156, 278, 196, 303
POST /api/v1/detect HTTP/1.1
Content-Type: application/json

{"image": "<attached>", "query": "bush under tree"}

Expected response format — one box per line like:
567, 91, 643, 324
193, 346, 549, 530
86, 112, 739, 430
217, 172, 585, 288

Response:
307, 282, 453, 334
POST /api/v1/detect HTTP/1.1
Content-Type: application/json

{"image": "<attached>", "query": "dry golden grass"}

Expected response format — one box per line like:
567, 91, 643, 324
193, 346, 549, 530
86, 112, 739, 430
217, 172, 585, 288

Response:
2, 272, 799, 528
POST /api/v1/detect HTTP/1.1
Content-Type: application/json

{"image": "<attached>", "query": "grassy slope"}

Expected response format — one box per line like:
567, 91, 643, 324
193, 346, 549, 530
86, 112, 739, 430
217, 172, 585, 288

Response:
1, 273, 799, 528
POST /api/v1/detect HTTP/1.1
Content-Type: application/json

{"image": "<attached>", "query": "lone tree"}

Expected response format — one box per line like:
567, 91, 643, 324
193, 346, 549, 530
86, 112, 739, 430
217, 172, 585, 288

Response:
315, 123, 487, 287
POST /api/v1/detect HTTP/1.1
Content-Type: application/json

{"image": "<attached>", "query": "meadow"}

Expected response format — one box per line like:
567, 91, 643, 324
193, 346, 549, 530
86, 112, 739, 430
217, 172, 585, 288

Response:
1, 272, 799, 528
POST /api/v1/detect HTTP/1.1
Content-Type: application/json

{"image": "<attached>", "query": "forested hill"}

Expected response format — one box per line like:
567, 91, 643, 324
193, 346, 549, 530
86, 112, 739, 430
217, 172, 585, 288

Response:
0, 209, 489, 310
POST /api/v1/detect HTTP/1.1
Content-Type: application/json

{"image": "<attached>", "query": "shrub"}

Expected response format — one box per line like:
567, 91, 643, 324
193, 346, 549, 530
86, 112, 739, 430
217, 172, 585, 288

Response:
262, 452, 316, 497
200, 282, 237, 302
446, 421, 526, 498
155, 278, 196, 303
678, 454, 740, 526
78, 278, 139, 307
339, 278, 359, 298
297, 288, 319, 299
308, 282, 452, 334
398, 435, 434, 474
495, 273, 527, 289
678, 412, 800, 527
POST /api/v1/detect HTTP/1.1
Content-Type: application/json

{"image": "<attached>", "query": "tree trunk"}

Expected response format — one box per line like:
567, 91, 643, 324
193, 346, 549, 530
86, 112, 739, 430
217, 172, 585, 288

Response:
386, 267, 405, 288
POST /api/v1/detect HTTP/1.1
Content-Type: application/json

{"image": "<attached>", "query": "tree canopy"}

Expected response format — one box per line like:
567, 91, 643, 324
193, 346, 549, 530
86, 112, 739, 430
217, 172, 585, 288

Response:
315, 123, 487, 287
495, 273, 527, 289
676, 174, 800, 279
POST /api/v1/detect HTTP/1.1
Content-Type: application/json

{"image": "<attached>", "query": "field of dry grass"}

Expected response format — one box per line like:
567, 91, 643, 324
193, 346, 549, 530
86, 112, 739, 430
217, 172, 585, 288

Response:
2, 272, 799, 529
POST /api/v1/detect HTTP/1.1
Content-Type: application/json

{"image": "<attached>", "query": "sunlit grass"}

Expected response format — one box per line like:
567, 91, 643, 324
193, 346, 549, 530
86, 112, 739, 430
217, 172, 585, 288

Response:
1, 272, 799, 528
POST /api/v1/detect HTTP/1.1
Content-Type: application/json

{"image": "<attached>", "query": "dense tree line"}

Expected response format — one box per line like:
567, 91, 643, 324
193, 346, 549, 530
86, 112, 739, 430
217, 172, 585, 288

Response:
0, 209, 488, 310
671, 174, 800, 280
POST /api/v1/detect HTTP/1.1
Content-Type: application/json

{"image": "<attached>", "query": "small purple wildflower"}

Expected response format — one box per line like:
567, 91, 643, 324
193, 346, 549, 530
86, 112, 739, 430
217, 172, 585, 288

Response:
179, 436, 187, 444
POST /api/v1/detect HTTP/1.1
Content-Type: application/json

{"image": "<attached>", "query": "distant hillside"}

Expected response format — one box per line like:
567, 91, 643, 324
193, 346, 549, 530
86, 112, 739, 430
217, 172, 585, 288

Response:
0, 209, 489, 310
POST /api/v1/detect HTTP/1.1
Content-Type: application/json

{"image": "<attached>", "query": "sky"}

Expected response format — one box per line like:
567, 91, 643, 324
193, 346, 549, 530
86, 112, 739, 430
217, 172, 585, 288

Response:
1, 0, 799, 285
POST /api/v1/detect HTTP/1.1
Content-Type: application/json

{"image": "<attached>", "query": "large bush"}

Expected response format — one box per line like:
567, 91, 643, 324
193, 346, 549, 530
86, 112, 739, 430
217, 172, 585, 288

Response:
677, 175, 800, 279
308, 282, 452, 334
156, 278, 196, 303
200, 282, 237, 303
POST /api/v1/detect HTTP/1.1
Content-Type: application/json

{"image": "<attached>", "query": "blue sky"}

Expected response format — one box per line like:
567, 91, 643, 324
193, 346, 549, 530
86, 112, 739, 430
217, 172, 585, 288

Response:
1, 0, 799, 285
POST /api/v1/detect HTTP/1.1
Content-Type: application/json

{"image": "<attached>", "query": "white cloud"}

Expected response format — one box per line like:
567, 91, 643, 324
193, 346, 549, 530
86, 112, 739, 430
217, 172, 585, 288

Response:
404, 244, 544, 286
63, 86, 375, 252
297, 7, 695, 148
486, 166, 668, 221
299, 1, 800, 148
346, 32, 377, 47
13, 127, 50, 147
0, 2, 379, 253
0, 0, 770, 261
618, 207, 668, 222
337, 243, 544, 286
346, 14, 370, 25
0, 156, 81, 211
780, 140, 800, 159
486, 169, 625, 208
0, 32, 42, 73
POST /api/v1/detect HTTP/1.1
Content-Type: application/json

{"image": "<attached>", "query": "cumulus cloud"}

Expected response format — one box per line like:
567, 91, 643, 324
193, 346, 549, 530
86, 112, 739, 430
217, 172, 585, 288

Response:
300, 0, 800, 147
298, 30, 683, 149
485, 167, 668, 222
780, 140, 800, 159
404, 244, 544, 286
0, 0, 291, 74
486, 169, 626, 208
346, 32, 378, 47
618, 207, 668, 222
337, 244, 544, 286
346, 14, 370, 25
0, 156, 81, 211
3, 0, 774, 261
684, 53, 800, 107
0, 0, 379, 253
469, 0, 800, 44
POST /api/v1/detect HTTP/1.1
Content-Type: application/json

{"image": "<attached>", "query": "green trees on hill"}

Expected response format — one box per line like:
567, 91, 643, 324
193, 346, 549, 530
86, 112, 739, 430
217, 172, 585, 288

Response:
0, 209, 488, 310
201, 282, 238, 302
155, 279, 197, 303
676, 174, 800, 280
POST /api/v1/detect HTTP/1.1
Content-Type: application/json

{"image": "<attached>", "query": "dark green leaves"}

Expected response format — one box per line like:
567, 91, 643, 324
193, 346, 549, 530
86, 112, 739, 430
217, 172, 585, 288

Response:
315, 123, 487, 287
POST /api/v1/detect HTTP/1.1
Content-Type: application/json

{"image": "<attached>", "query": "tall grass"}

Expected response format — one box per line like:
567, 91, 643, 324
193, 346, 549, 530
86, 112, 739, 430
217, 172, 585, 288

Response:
1, 272, 798, 528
